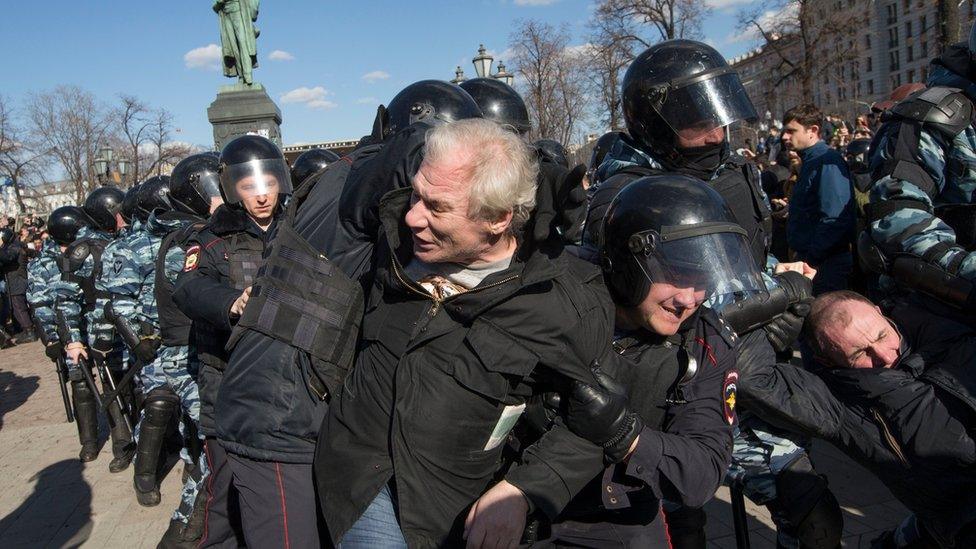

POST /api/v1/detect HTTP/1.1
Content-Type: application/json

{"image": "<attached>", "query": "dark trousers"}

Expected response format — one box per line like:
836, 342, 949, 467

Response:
8, 294, 30, 333
225, 451, 320, 549
197, 438, 244, 549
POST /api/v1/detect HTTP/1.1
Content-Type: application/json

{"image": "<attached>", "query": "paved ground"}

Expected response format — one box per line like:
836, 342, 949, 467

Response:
0, 340, 908, 548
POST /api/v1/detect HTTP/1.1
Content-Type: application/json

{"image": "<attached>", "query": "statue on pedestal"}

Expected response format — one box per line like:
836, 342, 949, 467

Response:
213, 0, 260, 86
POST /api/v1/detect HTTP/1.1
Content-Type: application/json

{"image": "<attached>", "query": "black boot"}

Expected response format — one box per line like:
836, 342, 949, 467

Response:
157, 487, 208, 549
0, 327, 15, 349
14, 328, 37, 344
71, 380, 99, 462
107, 399, 135, 473
133, 389, 178, 507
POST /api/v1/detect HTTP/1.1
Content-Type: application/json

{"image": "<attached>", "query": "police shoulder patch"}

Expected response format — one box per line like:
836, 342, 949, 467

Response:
723, 370, 738, 426
183, 245, 200, 272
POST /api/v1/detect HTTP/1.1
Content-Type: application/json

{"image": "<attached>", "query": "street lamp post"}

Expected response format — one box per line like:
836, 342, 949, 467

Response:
451, 66, 466, 85
472, 44, 493, 78
91, 145, 125, 186
493, 60, 514, 87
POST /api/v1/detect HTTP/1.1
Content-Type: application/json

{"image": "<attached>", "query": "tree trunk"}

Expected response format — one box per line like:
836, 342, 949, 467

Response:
938, 0, 960, 50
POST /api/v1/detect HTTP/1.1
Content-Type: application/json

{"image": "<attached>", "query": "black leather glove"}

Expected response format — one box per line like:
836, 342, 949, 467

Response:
132, 336, 160, 364
764, 271, 814, 353
764, 300, 811, 353
530, 164, 586, 243
565, 364, 644, 463
45, 341, 63, 362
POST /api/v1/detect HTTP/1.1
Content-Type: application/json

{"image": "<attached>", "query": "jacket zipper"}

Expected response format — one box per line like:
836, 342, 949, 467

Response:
872, 408, 910, 468
391, 258, 519, 317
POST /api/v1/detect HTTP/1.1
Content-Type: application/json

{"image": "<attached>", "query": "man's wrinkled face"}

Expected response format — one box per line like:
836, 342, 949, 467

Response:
629, 280, 706, 336
820, 300, 902, 369
236, 175, 279, 223
780, 120, 820, 151
405, 156, 502, 265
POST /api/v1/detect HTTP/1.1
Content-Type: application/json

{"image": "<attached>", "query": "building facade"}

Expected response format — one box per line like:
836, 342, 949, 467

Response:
732, 0, 975, 124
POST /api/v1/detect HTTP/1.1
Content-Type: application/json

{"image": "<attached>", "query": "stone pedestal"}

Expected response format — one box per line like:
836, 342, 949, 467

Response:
207, 83, 282, 151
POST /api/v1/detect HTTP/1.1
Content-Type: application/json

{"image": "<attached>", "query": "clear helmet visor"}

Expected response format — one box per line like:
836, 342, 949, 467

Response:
635, 231, 766, 302
195, 171, 223, 200
651, 69, 758, 138
219, 158, 293, 204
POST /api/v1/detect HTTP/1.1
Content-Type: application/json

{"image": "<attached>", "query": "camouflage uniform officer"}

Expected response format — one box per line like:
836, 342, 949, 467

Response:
28, 207, 93, 388
55, 186, 135, 471
87, 176, 191, 511
865, 27, 976, 314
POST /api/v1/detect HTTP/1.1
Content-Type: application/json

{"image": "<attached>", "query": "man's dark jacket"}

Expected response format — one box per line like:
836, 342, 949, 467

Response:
173, 206, 270, 438
0, 239, 29, 295
743, 300, 976, 546
315, 186, 613, 547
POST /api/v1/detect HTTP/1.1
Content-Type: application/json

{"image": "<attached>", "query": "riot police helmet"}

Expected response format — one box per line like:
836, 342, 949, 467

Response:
601, 175, 765, 307
385, 80, 483, 137
82, 185, 126, 232
135, 175, 173, 222
218, 134, 293, 207
47, 206, 92, 245
588, 131, 624, 176
622, 40, 757, 164
459, 78, 531, 135
534, 139, 570, 168
170, 152, 222, 217
120, 184, 141, 224
290, 148, 341, 186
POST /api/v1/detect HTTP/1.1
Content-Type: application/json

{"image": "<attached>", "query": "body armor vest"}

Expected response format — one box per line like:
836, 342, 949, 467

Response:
228, 171, 364, 401
155, 221, 206, 346
709, 159, 772, 270
58, 238, 108, 313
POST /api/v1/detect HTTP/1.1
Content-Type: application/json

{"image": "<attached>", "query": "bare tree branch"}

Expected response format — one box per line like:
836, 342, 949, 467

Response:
26, 86, 114, 203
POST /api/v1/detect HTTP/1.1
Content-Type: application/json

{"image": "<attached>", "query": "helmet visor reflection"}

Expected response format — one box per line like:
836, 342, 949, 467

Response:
652, 69, 758, 136
634, 231, 766, 301
219, 158, 293, 204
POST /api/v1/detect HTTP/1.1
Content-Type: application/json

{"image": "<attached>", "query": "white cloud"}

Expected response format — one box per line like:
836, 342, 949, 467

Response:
269, 50, 295, 61
362, 70, 391, 83
356, 97, 378, 104
280, 86, 337, 110
184, 44, 221, 71
514, 0, 560, 5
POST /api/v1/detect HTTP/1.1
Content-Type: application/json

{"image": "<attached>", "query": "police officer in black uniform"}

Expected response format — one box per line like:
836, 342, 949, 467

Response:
529, 176, 749, 546
583, 39, 841, 548
173, 135, 289, 548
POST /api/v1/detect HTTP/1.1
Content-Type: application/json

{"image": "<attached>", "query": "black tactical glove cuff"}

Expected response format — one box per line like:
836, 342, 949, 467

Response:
772, 270, 814, 303
133, 337, 160, 364
45, 341, 64, 362
604, 412, 644, 464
